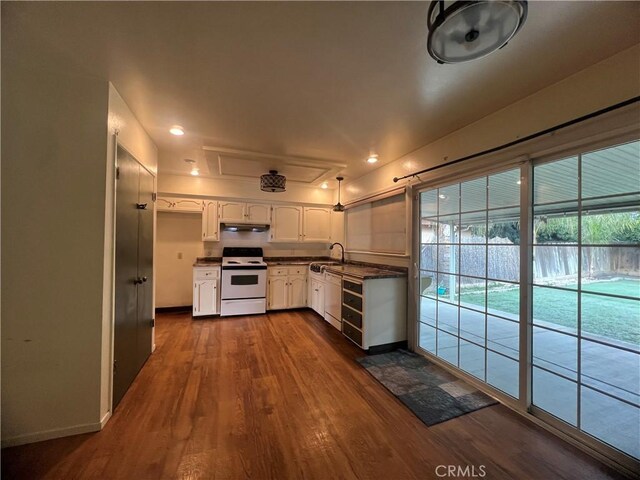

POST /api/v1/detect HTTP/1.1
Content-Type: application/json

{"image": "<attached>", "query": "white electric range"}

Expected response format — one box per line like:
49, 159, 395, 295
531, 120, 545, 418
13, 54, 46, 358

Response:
220, 247, 268, 316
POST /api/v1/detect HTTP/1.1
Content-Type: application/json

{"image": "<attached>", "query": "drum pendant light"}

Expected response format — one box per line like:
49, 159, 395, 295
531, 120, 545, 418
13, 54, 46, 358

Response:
260, 170, 286, 193
333, 176, 345, 212
427, 0, 528, 64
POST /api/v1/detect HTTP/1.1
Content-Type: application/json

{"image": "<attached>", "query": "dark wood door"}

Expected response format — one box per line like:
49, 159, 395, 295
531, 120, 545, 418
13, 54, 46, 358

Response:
136, 165, 154, 372
113, 145, 154, 409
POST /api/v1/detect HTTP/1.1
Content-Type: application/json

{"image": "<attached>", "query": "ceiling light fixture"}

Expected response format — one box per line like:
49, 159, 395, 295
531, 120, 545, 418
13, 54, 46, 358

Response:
367, 155, 379, 164
170, 125, 185, 136
333, 176, 345, 212
439, 193, 447, 199
321, 182, 329, 189
260, 170, 286, 193
427, 0, 528, 64
190, 168, 199, 176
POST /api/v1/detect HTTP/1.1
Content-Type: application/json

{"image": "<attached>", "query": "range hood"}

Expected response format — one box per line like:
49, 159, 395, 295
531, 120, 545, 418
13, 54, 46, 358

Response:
221, 223, 270, 233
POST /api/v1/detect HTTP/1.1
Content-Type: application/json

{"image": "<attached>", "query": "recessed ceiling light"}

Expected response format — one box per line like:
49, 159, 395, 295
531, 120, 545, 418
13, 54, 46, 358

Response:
190, 167, 199, 176
170, 125, 185, 136
321, 182, 328, 189
439, 194, 447, 199
367, 155, 378, 164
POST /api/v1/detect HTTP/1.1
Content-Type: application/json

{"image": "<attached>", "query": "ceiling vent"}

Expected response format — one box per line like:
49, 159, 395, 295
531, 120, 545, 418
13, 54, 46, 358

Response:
260, 170, 286, 193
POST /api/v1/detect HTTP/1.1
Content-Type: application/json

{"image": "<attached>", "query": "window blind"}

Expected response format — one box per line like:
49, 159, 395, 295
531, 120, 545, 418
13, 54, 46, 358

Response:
346, 193, 406, 254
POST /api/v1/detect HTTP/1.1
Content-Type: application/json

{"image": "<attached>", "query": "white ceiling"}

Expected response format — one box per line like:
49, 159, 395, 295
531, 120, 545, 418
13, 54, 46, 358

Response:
4, 1, 639, 187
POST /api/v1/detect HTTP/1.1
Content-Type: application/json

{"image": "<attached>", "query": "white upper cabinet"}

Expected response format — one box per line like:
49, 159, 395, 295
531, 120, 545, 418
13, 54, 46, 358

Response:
156, 197, 174, 212
218, 201, 271, 224
157, 196, 202, 213
246, 203, 271, 223
303, 207, 332, 243
218, 201, 246, 222
271, 205, 302, 242
202, 200, 219, 241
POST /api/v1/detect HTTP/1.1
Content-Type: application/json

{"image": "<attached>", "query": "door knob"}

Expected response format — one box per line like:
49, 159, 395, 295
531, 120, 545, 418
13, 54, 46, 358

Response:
136, 203, 148, 210
134, 278, 142, 285
142, 276, 148, 283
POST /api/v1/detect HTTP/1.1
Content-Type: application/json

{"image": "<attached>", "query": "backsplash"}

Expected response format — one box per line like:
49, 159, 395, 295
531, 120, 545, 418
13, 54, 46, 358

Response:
204, 230, 331, 257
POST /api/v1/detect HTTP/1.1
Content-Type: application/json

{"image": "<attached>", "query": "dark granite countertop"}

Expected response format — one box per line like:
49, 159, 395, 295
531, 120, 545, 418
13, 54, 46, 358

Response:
265, 256, 333, 266
193, 257, 222, 267
324, 264, 407, 280
193, 256, 407, 279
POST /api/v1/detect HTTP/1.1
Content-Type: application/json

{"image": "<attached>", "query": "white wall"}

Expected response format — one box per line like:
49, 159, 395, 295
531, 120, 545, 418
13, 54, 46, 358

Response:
1, 64, 110, 444
156, 212, 205, 307
342, 45, 640, 268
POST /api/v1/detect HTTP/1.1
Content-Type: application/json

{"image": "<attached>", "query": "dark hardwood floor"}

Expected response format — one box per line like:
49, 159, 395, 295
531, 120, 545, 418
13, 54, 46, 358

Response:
2, 310, 628, 479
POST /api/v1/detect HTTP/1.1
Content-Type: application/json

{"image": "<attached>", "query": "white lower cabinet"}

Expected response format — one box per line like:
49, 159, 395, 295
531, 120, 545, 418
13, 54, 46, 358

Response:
267, 276, 288, 310
341, 275, 407, 351
267, 266, 307, 310
310, 278, 325, 316
193, 267, 220, 316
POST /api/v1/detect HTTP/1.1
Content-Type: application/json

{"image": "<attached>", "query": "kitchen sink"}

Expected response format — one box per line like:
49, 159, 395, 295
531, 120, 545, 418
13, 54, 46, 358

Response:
309, 261, 341, 273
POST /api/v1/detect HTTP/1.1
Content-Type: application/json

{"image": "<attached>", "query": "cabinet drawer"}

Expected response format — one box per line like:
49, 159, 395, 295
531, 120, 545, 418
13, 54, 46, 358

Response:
287, 266, 307, 276
342, 321, 363, 347
343, 290, 363, 312
194, 268, 219, 280
269, 267, 289, 276
343, 279, 362, 295
342, 305, 362, 329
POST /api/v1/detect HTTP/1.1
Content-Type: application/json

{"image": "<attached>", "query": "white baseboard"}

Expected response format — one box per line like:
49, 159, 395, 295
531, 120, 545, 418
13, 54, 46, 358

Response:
1, 420, 103, 448
100, 411, 112, 429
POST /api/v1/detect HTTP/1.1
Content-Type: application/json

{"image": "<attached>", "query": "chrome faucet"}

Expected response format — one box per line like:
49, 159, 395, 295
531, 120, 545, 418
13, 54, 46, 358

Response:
330, 242, 345, 263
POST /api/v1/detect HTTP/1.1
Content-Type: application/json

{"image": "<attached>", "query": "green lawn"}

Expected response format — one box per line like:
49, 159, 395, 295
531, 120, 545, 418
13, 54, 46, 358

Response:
460, 280, 640, 345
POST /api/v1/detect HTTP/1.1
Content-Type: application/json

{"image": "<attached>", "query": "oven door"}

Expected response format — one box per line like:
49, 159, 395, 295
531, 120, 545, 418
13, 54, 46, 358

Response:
221, 268, 267, 300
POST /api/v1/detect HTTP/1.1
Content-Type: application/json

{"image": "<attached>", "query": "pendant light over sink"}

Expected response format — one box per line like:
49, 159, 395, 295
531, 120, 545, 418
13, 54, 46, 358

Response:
260, 170, 286, 193
427, 0, 528, 64
333, 176, 345, 212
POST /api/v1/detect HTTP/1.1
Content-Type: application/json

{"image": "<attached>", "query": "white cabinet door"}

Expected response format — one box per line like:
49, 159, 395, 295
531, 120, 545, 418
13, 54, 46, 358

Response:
202, 200, 219, 241
157, 197, 174, 212
271, 206, 302, 242
288, 275, 307, 308
194, 279, 218, 316
268, 276, 288, 310
219, 201, 246, 222
316, 281, 325, 316
246, 203, 271, 223
310, 279, 325, 315
303, 207, 332, 242
173, 198, 203, 212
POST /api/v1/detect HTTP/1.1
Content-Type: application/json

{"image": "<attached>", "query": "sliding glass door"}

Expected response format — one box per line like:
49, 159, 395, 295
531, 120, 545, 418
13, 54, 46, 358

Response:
418, 167, 522, 398
531, 141, 639, 460
416, 139, 639, 465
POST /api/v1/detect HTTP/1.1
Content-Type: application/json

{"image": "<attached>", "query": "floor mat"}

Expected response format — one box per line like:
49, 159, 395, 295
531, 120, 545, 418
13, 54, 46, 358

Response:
358, 350, 498, 426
